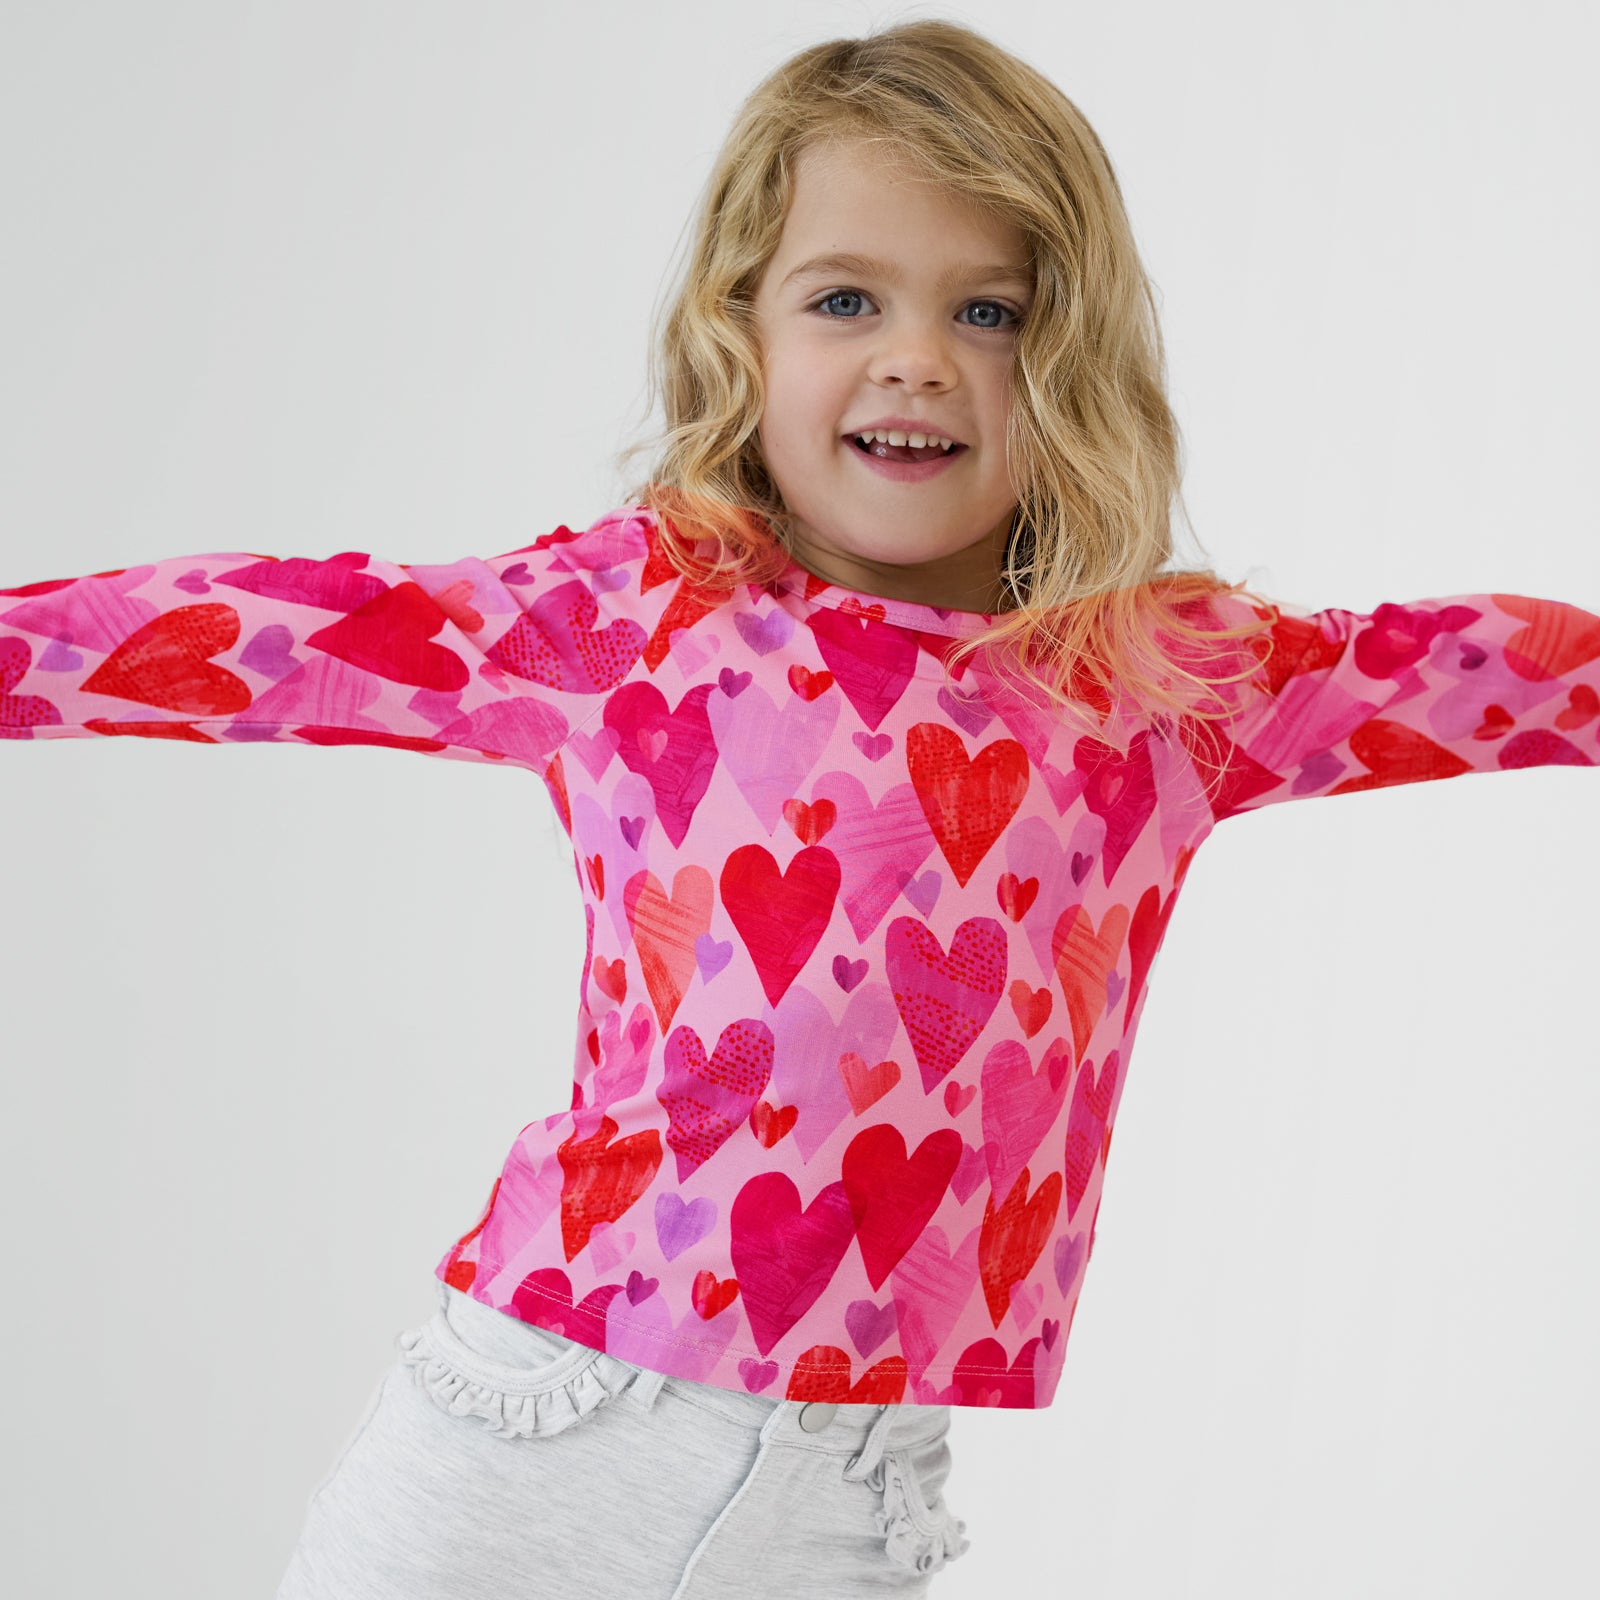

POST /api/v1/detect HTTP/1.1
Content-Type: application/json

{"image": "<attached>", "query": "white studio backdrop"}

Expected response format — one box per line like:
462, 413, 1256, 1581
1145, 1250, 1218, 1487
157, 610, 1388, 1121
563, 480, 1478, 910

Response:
1, 2, 1595, 1595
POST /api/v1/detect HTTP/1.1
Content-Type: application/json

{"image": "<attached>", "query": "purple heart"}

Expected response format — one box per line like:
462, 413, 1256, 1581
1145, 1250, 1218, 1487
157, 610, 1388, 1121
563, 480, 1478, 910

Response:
936, 685, 994, 737
1458, 642, 1488, 670
239, 624, 300, 683
37, 638, 84, 672
845, 1297, 899, 1359
734, 608, 795, 656
619, 815, 646, 850
832, 954, 868, 992
1105, 969, 1126, 1011
655, 1192, 717, 1261
591, 566, 629, 592
852, 732, 893, 761
498, 561, 535, 586
718, 667, 752, 698
222, 722, 281, 742
902, 869, 941, 917
173, 568, 211, 595
1041, 1317, 1060, 1350
1293, 749, 1347, 795
738, 1357, 780, 1394
625, 1270, 659, 1306
696, 933, 733, 980
1054, 1230, 1087, 1295
1069, 851, 1092, 886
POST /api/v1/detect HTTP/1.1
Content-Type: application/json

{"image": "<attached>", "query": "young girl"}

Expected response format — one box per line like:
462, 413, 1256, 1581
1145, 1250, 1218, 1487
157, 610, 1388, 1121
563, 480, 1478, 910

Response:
4, 17, 1596, 1599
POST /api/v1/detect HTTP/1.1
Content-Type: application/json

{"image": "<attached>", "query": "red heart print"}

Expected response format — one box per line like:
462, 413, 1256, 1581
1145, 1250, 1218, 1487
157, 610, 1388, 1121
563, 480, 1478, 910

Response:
624, 866, 714, 1031
838, 1052, 901, 1115
586, 854, 605, 898
787, 664, 834, 702
306, 582, 470, 692
950, 1335, 1043, 1408
720, 844, 841, 1007
996, 872, 1039, 921
978, 1167, 1063, 1327
1008, 979, 1052, 1038
556, 1115, 663, 1262
1051, 902, 1130, 1062
943, 1079, 976, 1116
784, 1345, 908, 1404
749, 1100, 799, 1148
1329, 719, 1472, 795
1493, 594, 1600, 681
1473, 703, 1514, 739
838, 597, 888, 623
782, 796, 837, 845
691, 1269, 740, 1320
1556, 684, 1599, 730
592, 957, 627, 1003
841, 1124, 963, 1290
81, 604, 252, 715
906, 724, 1030, 887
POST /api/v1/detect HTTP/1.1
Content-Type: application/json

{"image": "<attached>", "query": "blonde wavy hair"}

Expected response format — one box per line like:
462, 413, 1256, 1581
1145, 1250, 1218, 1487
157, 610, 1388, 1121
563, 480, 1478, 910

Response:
613, 15, 1283, 789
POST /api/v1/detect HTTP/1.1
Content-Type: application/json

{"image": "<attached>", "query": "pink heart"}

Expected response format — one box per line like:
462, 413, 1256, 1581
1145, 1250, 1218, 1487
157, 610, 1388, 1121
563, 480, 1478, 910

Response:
950, 1141, 988, 1204
1063, 1048, 1120, 1222
889, 1222, 983, 1377
807, 607, 918, 731
587, 1222, 636, 1273
1074, 730, 1158, 885
603, 1287, 738, 1381
770, 981, 900, 1163
883, 915, 1007, 1093
657, 1017, 775, 1181
852, 731, 892, 761
729, 1172, 857, 1357
1008, 1279, 1043, 1332
488, 578, 647, 693
808, 770, 936, 942
981, 1036, 1072, 1203
739, 1358, 780, 1393
707, 679, 840, 832
604, 681, 719, 847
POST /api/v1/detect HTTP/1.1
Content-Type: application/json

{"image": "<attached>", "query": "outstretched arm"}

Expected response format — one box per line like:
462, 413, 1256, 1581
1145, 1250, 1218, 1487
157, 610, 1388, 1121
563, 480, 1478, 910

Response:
1192, 592, 1600, 821
0, 508, 668, 791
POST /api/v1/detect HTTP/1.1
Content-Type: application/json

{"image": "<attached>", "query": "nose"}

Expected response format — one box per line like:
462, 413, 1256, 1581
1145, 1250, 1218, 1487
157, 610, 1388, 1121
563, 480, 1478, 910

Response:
864, 313, 958, 392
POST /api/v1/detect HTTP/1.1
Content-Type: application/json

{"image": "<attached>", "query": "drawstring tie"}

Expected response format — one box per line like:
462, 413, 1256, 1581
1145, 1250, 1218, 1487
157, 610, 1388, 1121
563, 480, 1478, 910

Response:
842, 1406, 971, 1576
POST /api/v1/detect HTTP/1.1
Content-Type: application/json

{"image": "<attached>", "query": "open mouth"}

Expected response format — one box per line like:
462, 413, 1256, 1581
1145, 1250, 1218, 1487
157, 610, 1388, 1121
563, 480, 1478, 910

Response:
847, 433, 967, 464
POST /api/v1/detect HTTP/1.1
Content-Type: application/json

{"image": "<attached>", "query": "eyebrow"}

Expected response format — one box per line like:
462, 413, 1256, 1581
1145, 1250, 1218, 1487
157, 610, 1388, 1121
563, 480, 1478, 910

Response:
779, 250, 1033, 293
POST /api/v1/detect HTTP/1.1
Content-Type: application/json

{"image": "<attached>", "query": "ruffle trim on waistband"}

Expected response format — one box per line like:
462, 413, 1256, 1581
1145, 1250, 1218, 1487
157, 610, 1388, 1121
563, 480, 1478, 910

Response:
398, 1322, 626, 1441
866, 1453, 973, 1576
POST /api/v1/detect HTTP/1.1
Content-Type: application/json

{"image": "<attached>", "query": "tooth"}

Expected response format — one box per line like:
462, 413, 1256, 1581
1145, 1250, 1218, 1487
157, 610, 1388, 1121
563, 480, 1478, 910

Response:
907, 433, 928, 448
886, 431, 908, 446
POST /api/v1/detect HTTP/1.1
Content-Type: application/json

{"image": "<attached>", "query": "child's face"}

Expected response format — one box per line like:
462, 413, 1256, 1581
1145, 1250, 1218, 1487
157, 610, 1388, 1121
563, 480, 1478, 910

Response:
752, 138, 1032, 612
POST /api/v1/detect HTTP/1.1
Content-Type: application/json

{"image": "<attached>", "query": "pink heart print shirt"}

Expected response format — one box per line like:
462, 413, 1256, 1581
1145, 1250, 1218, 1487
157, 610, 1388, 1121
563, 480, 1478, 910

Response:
4, 503, 1597, 1409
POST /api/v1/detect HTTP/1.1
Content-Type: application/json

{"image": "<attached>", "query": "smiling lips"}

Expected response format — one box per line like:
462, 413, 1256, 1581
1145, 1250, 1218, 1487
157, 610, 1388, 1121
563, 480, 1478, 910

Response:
844, 433, 965, 481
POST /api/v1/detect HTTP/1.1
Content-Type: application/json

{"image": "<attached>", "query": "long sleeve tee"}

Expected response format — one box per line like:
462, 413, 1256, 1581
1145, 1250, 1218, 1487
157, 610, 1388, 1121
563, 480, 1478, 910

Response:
4, 502, 1597, 1408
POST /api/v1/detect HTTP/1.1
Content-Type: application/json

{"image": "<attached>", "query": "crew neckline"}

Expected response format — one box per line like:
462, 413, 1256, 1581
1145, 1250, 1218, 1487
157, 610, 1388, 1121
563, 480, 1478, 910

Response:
767, 550, 1006, 638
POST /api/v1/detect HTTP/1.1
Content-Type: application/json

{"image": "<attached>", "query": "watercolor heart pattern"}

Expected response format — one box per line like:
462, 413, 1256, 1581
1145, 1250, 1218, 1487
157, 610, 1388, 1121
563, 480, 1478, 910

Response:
7, 499, 1597, 1411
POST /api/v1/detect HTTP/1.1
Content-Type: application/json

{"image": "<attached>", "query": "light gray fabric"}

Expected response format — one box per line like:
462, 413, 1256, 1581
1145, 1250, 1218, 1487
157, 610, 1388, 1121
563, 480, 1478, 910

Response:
274, 1281, 971, 1599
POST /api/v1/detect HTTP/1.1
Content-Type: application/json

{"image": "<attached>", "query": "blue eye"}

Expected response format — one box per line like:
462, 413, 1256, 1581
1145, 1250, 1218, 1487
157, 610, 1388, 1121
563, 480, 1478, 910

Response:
808, 290, 1022, 330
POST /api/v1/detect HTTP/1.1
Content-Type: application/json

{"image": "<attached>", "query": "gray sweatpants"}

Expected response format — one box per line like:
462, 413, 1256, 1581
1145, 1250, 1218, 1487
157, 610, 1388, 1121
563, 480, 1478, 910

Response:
274, 1280, 971, 1598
